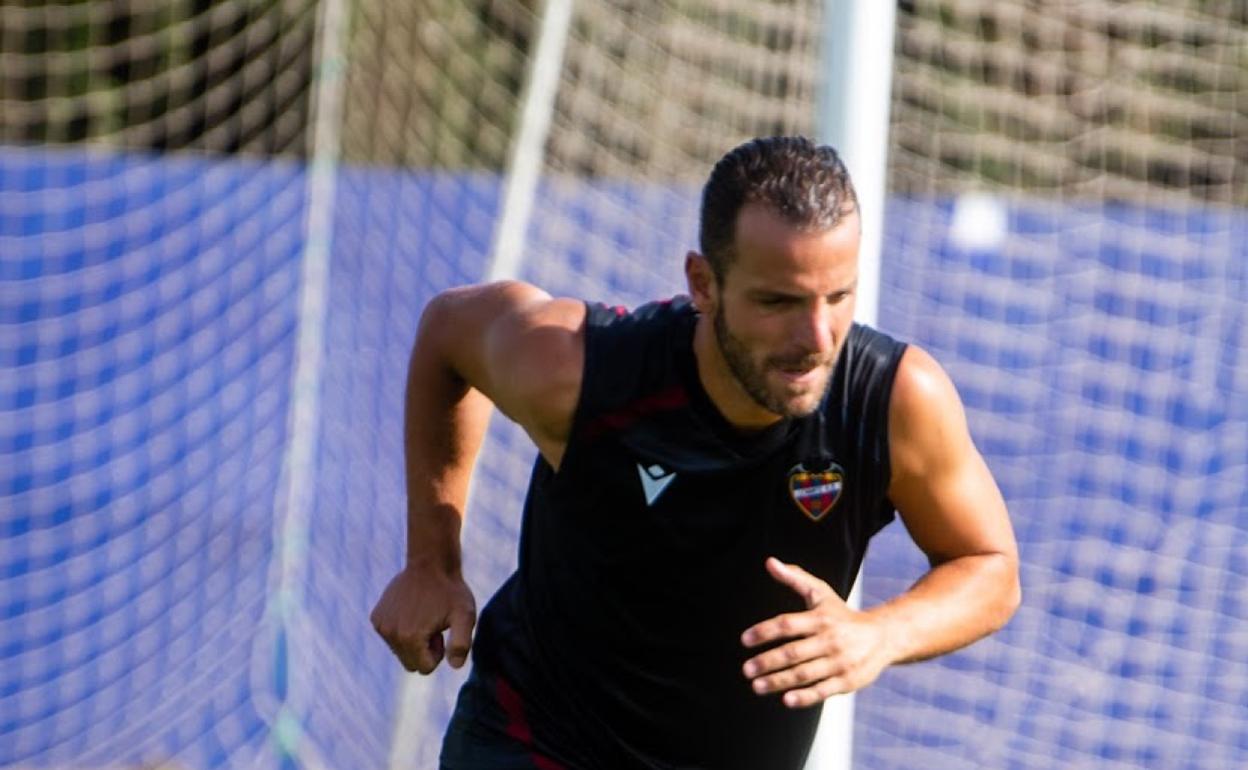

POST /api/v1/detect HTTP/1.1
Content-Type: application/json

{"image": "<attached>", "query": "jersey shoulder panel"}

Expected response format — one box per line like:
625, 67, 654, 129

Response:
824, 323, 909, 527
574, 297, 696, 442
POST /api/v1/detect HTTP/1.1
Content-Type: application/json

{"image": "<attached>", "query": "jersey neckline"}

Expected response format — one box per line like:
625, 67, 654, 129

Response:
673, 305, 802, 461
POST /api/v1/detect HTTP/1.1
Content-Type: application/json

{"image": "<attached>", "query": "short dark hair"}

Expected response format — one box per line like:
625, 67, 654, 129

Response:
698, 136, 859, 281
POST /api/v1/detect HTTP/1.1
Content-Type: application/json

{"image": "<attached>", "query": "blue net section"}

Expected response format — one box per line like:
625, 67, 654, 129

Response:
859, 197, 1248, 770
2, 148, 1246, 769
297, 168, 502, 770
1, 148, 305, 768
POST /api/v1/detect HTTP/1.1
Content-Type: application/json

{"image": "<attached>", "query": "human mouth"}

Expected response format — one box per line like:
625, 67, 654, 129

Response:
773, 363, 824, 386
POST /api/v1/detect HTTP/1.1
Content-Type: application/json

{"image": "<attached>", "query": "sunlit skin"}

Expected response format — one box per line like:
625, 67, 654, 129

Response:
687, 202, 861, 429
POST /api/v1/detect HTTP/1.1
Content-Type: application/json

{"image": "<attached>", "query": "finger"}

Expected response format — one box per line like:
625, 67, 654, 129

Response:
420, 630, 447, 673
399, 627, 446, 674
749, 656, 843, 696
742, 635, 830, 678
446, 608, 477, 669
396, 646, 425, 673
765, 557, 834, 608
374, 614, 441, 674
378, 629, 428, 674
741, 610, 824, 648
372, 615, 417, 669
781, 677, 847, 709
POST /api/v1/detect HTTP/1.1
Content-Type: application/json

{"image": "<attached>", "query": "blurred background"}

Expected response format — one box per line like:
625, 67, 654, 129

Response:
1, 1, 1245, 768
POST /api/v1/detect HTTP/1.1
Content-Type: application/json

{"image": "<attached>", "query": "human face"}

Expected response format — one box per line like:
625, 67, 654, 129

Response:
694, 203, 859, 421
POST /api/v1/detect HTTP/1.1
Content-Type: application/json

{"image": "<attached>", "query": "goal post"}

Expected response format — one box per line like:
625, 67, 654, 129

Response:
807, 2, 898, 768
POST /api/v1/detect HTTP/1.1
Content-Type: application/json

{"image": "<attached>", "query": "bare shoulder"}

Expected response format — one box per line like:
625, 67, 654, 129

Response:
483, 288, 586, 437
887, 343, 1016, 564
888, 344, 973, 480
429, 281, 585, 455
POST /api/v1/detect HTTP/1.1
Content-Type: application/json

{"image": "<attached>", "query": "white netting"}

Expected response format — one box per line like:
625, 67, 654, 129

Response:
0, 0, 316, 154
3, 1, 1246, 769
3, 1, 824, 768
1, 2, 319, 767
0, 148, 308, 768
858, 3, 1247, 769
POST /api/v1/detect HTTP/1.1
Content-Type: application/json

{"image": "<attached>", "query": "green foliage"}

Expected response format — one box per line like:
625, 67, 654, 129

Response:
1, 0, 316, 154
891, 0, 1247, 203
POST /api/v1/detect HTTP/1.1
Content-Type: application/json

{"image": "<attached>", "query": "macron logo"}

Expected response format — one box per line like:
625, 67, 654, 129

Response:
637, 463, 676, 506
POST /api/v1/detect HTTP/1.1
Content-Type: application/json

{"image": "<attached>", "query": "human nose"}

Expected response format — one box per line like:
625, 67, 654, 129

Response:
793, 300, 835, 356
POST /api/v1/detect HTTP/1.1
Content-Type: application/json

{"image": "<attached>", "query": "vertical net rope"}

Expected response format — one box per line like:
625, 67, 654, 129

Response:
2, 2, 318, 768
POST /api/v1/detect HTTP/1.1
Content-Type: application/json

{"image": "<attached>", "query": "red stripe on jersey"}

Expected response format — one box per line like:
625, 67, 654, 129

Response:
494, 676, 567, 770
579, 384, 689, 441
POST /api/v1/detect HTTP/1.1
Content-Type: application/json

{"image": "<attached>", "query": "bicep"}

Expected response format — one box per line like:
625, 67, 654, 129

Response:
426, 282, 584, 447
886, 347, 1017, 566
480, 296, 585, 443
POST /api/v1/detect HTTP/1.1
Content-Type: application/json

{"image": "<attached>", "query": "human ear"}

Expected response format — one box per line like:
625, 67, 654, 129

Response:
684, 251, 717, 313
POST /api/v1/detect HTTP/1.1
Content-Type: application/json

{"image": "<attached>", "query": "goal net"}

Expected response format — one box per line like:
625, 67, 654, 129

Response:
2, 2, 320, 768
2, 1, 823, 769
859, 3, 1246, 769
2, 1, 1245, 769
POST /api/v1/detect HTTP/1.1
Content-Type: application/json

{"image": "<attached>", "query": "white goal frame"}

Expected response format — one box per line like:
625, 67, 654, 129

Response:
807, 1, 897, 769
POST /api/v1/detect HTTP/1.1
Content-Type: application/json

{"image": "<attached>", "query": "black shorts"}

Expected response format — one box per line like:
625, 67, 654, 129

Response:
440, 665, 568, 770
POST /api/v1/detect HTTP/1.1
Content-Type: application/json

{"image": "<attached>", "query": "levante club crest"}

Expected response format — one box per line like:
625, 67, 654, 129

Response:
788, 463, 845, 522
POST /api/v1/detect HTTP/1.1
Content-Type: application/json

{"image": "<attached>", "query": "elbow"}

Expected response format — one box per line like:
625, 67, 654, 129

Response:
993, 552, 1022, 632
420, 283, 491, 330
413, 291, 450, 356
419, 288, 462, 337
414, 286, 481, 367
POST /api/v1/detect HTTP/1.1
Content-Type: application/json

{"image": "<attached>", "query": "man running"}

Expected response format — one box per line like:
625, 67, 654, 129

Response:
371, 136, 1020, 769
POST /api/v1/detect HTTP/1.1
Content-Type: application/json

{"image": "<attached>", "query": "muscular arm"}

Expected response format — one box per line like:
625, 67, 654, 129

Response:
372, 281, 585, 673
866, 345, 1021, 663
742, 345, 1020, 705
402, 281, 584, 566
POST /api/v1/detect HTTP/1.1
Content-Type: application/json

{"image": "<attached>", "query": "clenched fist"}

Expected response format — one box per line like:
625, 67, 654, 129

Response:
371, 562, 477, 674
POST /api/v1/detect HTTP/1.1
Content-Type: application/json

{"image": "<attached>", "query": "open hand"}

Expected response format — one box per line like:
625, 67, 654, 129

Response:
370, 562, 477, 674
741, 557, 894, 708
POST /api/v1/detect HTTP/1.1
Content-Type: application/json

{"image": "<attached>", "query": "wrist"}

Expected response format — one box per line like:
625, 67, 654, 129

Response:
405, 500, 463, 573
863, 603, 909, 666
404, 547, 462, 574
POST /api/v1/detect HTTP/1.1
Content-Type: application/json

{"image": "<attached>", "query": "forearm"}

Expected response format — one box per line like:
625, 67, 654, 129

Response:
864, 551, 1020, 665
402, 298, 494, 570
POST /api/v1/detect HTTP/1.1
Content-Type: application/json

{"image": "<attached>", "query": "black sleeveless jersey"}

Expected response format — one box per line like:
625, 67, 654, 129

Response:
470, 297, 908, 769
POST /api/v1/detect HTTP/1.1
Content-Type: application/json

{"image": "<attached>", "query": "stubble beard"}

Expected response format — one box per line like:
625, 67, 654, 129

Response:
712, 307, 833, 419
